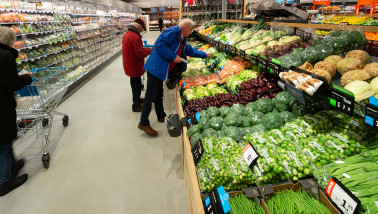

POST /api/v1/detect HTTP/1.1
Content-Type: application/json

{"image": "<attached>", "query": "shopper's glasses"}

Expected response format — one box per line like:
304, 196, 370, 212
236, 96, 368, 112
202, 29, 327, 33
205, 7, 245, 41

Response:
187, 25, 194, 32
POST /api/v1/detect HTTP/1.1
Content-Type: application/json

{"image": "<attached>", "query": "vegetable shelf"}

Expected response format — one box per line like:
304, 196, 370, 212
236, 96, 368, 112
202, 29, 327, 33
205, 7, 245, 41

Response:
215, 19, 378, 33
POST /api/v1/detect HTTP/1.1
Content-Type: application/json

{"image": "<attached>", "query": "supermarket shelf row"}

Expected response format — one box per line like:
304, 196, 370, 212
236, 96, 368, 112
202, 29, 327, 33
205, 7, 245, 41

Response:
16, 29, 67, 37
0, 21, 71, 25
19, 47, 75, 63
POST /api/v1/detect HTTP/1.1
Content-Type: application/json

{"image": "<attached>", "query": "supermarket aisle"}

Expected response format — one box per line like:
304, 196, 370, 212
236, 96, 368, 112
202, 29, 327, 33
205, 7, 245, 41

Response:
0, 31, 189, 214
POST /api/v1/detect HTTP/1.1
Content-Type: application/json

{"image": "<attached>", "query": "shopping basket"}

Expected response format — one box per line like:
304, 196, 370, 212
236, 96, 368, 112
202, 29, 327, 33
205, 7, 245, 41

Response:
15, 67, 69, 169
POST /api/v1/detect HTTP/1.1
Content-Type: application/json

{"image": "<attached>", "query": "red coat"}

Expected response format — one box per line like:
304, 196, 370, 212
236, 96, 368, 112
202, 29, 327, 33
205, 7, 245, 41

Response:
122, 28, 151, 77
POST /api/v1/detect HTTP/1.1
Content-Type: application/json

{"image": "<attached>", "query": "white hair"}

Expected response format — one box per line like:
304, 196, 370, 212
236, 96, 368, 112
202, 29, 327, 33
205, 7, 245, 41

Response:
179, 18, 194, 28
0, 27, 16, 47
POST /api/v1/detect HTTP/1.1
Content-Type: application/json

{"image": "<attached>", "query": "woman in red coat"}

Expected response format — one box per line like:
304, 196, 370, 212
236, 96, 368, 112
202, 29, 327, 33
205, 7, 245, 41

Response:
122, 19, 152, 112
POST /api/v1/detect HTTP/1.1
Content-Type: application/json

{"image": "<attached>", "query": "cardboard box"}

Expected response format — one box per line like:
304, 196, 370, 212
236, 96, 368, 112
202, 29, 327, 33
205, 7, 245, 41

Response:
259, 179, 340, 214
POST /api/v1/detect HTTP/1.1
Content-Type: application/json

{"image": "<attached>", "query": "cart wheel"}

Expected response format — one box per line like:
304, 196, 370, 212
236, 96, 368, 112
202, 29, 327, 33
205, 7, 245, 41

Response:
42, 118, 49, 128
62, 115, 69, 127
42, 153, 50, 169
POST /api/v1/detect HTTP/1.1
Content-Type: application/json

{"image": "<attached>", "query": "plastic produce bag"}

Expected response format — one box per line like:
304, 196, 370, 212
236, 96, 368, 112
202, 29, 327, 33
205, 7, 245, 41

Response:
244, 102, 259, 115
314, 43, 334, 60
231, 103, 245, 115
186, 124, 202, 137
222, 126, 243, 142
261, 112, 284, 131
219, 106, 231, 118
248, 111, 265, 125
255, 98, 273, 113
250, 124, 267, 133
244, 133, 288, 184
301, 49, 318, 63
225, 155, 256, 190
198, 116, 211, 129
210, 117, 223, 131
206, 106, 220, 118
279, 111, 297, 123
224, 112, 242, 127
190, 133, 203, 147
203, 128, 218, 138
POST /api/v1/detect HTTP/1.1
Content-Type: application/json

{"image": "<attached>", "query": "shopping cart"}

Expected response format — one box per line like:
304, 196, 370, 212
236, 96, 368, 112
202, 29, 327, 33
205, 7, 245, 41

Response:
15, 67, 69, 169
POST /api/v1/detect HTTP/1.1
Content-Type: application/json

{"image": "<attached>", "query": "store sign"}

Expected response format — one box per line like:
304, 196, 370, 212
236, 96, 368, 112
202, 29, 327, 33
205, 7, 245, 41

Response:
150, 7, 157, 12
242, 142, 259, 169
330, 84, 354, 116
313, 0, 331, 6
251, 53, 258, 66
269, 58, 281, 76
159, 7, 166, 12
326, 177, 360, 214
365, 97, 378, 129
258, 56, 267, 71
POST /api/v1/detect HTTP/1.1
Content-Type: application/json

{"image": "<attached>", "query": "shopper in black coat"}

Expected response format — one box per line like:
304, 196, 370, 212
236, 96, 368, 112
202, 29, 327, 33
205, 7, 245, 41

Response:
158, 18, 163, 32
0, 26, 32, 196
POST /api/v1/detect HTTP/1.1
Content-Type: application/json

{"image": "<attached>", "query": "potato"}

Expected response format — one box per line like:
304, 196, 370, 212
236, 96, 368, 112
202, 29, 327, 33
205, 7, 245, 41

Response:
341, 70, 371, 86
309, 69, 332, 83
324, 55, 343, 66
314, 61, 336, 77
363, 62, 378, 77
299, 61, 313, 72
337, 58, 364, 75
345, 50, 370, 65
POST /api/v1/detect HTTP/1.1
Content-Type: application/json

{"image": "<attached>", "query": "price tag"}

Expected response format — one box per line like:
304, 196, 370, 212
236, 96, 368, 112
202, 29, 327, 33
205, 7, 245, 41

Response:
242, 142, 259, 169
250, 52, 258, 66
16, 59, 21, 65
330, 84, 354, 116
326, 177, 360, 214
240, 50, 246, 59
269, 58, 281, 76
43, 53, 47, 58
216, 66, 223, 74
209, 60, 217, 72
192, 139, 204, 165
364, 97, 378, 128
258, 56, 267, 72
204, 186, 231, 214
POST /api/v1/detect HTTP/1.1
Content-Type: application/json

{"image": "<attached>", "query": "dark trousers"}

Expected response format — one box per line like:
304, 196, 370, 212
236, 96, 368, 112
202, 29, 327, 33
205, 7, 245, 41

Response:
159, 26, 163, 32
139, 72, 166, 126
130, 76, 142, 111
0, 142, 16, 183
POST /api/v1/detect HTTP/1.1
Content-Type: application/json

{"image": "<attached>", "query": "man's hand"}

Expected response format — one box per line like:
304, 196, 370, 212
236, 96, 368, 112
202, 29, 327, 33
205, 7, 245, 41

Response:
173, 55, 182, 63
206, 53, 213, 58
19, 70, 32, 78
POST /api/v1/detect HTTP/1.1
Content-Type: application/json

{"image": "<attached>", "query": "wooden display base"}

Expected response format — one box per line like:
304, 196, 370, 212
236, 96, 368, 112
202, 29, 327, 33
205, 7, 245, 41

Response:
175, 89, 205, 214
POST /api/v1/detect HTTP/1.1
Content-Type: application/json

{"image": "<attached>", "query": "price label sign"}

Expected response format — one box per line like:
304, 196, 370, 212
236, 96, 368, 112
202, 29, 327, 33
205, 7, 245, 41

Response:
330, 84, 355, 116
242, 142, 259, 169
203, 186, 231, 214
209, 60, 218, 72
326, 177, 360, 214
240, 50, 246, 59
364, 97, 378, 129
258, 56, 267, 72
269, 58, 281, 76
251, 53, 258, 66
192, 139, 204, 165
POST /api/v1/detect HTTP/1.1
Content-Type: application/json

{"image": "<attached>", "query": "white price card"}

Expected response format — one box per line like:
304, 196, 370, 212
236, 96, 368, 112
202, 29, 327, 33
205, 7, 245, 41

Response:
242, 142, 259, 167
326, 177, 360, 214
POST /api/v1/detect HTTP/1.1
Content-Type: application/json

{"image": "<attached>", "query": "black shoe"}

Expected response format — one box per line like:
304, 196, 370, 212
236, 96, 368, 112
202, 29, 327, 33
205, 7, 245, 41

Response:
11, 159, 25, 178
0, 174, 28, 196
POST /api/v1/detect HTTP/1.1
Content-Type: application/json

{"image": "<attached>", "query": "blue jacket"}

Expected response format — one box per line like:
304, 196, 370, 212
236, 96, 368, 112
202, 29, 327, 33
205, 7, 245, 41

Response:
144, 26, 208, 81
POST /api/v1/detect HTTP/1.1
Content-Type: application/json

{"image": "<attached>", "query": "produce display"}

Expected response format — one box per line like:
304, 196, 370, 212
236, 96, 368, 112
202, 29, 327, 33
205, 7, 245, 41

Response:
314, 148, 378, 214
229, 194, 265, 214
266, 190, 330, 214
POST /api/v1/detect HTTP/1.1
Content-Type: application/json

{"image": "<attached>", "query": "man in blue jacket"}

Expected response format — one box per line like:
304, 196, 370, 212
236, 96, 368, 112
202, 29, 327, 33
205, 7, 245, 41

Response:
138, 18, 211, 136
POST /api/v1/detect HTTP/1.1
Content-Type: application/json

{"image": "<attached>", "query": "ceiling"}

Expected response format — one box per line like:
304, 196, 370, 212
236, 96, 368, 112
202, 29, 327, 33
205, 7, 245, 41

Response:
122, 0, 180, 9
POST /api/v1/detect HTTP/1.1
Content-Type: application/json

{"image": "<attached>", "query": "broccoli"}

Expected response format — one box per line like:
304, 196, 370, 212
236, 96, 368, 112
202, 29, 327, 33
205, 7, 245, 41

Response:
222, 126, 243, 141
249, 111, 265, 125
272, 91, 296, 111
262, 112, 285, 130
206, 107, 220, 118
190, 133, 203, 147
220, 106, 231, 118
279, 111, 297, 123
210, 117, 223, 131
198, 117, 211, 129
292, 101, 310, 116
255, 98, 273, 113
187, 124, 202, 137
231, 104, 245, 115
224, 112, 242, 127
203, 128, 218, 138
244, 102, 259, 115
250, 124, 267, 133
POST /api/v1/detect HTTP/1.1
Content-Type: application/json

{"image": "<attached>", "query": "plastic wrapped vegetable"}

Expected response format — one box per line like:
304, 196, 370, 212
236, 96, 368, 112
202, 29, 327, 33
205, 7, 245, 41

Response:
301, 49, 318, 63
248, 111, 265, 125
197, 157, 232, 193
326, 132, 364, 157
224, 112, 242, 127
314, 43, 334, 60
272, 91, 296, 112
279, 111, 297, 123
210, 117, 224, 131
190, 133, 203, 147
231, 103, 245, 115
186, 124, 202, 137
221, 126, 243, 141
255, 98, 273, 113
206, 106, 220, 118
203, 128, 218, 138
219, 106, 231, 118
261, 112, 285, 130
225, 155, 256, 190
249, 124, 267, 133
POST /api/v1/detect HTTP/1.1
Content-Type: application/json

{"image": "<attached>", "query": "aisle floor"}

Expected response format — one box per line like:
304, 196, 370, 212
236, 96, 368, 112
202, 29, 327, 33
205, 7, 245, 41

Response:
0, 31, 189, 214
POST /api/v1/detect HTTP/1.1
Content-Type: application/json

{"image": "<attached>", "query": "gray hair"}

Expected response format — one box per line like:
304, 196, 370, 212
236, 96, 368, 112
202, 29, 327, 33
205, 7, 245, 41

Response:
0, 27, 16, 47
179, 18, 194, 28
